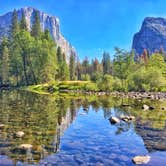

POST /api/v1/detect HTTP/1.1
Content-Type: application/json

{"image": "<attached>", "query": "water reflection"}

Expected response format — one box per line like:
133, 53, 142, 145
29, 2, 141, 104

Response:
0, 90, 79, 164
0, 90, 165, 165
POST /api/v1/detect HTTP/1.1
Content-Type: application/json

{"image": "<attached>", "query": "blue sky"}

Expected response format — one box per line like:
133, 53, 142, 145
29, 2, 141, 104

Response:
1, 0, 166, 60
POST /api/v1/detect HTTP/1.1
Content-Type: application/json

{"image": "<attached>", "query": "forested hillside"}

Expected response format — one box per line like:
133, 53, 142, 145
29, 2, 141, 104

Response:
0, 10, 74, 86
0, 9, 166, 92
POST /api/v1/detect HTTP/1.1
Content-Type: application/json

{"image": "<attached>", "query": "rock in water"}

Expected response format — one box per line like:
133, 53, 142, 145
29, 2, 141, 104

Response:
109, 117, 120, 124
16, 131, 25, 138
120, 115, 135, 122
132, 155, 151, 165
142, 104, 150, 110
19, 144, 33, 150
0, 124, 5, 129
132, 17, 166, 55
129, 116, 136, 120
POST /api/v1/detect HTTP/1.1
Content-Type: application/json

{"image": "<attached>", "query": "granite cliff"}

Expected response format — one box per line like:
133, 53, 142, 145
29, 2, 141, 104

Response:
132, 17, 166, 55
0, 7, 76, 61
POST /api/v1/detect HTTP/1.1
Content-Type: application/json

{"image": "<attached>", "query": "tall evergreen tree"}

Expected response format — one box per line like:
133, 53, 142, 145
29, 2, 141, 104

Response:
11, 9, 19, 38
57, 46, 63, 63
1, 45, 9, 85
102, 52, 111, 75
20, 12, 28, 31
82, 57, 89, 74
69, 53, 76, 80
76, 59, 82, 80
31, 10, 41, 38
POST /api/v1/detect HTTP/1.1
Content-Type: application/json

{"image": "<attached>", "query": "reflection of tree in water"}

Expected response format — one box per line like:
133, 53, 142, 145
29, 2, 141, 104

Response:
103, 97, 166, 152
115, 122, 133, 135
0, 91, 165, 164
0, 91, 79, 164
104, 107, 133, 134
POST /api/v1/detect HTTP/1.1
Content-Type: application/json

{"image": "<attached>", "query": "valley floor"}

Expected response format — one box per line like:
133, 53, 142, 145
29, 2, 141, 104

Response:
24, 81, 166, 101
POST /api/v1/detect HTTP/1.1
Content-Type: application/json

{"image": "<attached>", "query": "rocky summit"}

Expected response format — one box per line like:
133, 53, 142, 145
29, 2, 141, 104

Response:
0, 7, 76, 61
132, 17, 166, 55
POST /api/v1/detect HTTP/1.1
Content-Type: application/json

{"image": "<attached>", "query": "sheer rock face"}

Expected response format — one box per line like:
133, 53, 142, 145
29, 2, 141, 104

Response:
132, 17, 166, 55
0, 7, 76, 61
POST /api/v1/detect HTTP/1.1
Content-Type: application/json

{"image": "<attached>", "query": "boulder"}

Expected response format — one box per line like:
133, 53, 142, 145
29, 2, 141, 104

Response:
129, 116, 136, 121
16, 131, 25, 138
83, 108, 88, 111
132, 155, 151, 165
0, 124, 5, 129
19, 144, 33, 150
109, 117, 120, 124
121, 115, 135, 122
142, 105, 149, 110
121, 116, 130, 122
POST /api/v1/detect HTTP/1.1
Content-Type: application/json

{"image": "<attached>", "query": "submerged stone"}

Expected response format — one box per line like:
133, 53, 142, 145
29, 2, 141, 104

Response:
132, 155, 151, 164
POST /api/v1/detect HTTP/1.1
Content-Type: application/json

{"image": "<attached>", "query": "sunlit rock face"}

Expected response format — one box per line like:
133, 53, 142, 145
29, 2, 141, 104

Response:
0, 7, 76, 61
132, 17, 166, 55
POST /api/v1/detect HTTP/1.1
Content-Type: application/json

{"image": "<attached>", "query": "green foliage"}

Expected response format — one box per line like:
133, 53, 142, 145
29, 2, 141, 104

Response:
112, 77, 122, 91
11, 9, 19, 38
84, 82, 98, 91
69, 53, 76, 80
20, 12, 28, 31
31, 10, 41, 38
81, 74, 90, 81
0, 13, 58, 87
91, 72, 103, 82
0, 11, 165, 93
1, 40, 10, 84
56, 46, 69, 81
97, 75, 114, 92
128, 55, 166, 92
102, 52, 111, 74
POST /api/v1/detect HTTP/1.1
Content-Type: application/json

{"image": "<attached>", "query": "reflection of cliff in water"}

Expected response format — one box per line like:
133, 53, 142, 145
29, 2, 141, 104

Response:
0, 91, 78, 164
135, 121, 166, 152
105, 105, 166, 153
53, 106, 77, 154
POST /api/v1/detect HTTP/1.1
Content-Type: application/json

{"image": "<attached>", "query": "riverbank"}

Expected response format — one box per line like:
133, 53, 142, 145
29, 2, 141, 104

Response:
24, 81, 166, 100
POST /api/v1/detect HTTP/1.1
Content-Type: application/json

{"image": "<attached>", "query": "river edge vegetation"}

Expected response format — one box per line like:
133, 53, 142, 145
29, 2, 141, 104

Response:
0, 10, 166, 93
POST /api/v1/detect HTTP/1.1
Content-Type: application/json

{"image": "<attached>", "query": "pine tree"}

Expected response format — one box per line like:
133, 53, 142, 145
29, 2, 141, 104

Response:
20, 12, 28, 31
11, 9, 19, 38
69, 53, 76, 80
57, 46, 63, 63
82, 57, 89, 74
76, 59, 82, 80
31, 10, 41, 38
2, 45, 9, 85
102, 52, 111, 75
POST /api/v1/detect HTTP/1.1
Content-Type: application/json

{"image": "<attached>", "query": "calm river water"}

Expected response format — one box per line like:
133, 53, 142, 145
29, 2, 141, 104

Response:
0, 90, 166, 166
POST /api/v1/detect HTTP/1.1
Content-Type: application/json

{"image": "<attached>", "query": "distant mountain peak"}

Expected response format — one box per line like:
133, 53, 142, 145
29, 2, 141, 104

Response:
132, 16, 166, 55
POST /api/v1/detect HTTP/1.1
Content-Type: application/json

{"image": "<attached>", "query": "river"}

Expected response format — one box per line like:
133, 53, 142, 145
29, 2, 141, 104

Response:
0, 90, 166, 165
